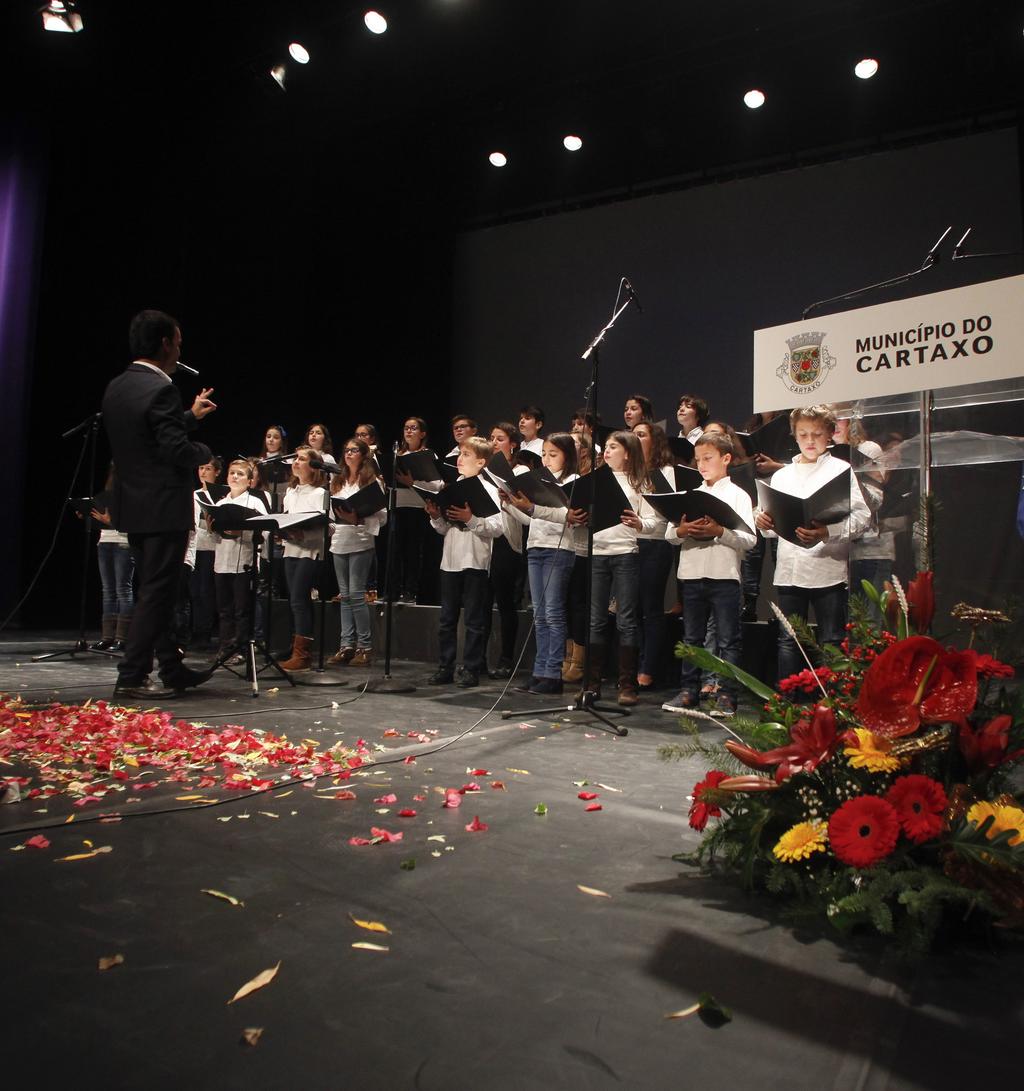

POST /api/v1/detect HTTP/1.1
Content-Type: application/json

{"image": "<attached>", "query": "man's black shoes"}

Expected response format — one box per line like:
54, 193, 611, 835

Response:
112, 679, 181, 703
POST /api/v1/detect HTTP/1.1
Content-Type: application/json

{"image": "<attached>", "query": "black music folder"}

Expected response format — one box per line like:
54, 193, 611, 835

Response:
666, 436, 695, 464
69, 489, 113, 517
196, 497, 263, 532
564, 464, 633, 535
727, 460, 758, 503
484, 451, 517, 487
245, 510, 326, 532
197, 483, 230, 503
739, 414, 799, 462
330, 480, 387, 519
395, 449, 443, 483
644, 489, 754, 534
412, 476, 500, 519
516, 448, 545, 472
506, 469, 570, 509
756, 468, 851, 547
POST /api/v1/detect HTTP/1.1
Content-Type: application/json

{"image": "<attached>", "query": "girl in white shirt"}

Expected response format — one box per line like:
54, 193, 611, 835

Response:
590, 430, 658, 705
277, 446, 328, 671
503, 432, 586, 694
190, 456, 222, 649
328, 437, 386, 667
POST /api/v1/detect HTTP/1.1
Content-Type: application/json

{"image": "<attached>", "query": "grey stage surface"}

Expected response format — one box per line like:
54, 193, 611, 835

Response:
0, 631, 1019, 1090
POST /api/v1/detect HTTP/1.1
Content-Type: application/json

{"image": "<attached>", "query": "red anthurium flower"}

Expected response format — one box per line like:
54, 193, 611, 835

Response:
906, 571, 934, 634
828, 796, 900, 867
957, 714, 1012, 773
688, 770, 729, 831
885, 775, 946, 843
725, 705, 840, 784
855, 636, 977, 738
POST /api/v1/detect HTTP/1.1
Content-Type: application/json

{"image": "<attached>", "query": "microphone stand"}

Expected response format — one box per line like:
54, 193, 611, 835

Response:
502, 279, 638, 736
34, 412, 116, 663
367, 442, 415, 693
801, 226, 952, 320
293, 458, 349, 687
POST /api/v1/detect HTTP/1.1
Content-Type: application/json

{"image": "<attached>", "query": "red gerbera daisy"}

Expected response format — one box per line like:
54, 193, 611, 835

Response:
828, 796, 900, 868
689, 770, 729, 831
885, 775, 947, 844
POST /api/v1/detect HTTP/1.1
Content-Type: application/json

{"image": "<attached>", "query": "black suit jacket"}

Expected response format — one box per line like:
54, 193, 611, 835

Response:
101, 363, 212, 533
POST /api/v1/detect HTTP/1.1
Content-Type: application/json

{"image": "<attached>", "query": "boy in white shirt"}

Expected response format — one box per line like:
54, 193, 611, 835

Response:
424, 436, 504, 688
518, 405, 545, 456
662, 432, 755, 717
754, 405, 872, 682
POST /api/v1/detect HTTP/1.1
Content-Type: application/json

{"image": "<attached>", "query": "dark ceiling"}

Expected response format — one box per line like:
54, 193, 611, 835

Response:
4, 0, 1024, 222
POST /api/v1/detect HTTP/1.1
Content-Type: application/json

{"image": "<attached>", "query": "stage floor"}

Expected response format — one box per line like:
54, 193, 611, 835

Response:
0, 633, 1020, 1089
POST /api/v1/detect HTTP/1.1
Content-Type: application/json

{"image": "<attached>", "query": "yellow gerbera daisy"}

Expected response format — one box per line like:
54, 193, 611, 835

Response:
966, 801, 1024, 846
844, 728, 901, 773
773, 821, 828, 863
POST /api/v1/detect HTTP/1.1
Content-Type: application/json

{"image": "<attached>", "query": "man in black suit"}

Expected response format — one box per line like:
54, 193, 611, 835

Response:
102, 309, 218, 699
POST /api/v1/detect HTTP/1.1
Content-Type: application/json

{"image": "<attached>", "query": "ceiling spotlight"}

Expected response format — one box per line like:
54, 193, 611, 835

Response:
563, 135, 583, 152
40, 1, 83, 33
854, 57, 879, 79
364, 10, 388, 34
488, 152, 508, 168
288, 42, 310, 64
743, 89, 765, 109
270, 64, 287, 90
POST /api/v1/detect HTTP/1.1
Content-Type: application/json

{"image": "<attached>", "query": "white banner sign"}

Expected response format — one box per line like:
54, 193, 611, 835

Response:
752, 273, 1024, 412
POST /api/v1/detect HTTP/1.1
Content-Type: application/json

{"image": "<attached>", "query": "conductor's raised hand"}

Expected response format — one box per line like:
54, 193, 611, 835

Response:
191, 387, 218, 419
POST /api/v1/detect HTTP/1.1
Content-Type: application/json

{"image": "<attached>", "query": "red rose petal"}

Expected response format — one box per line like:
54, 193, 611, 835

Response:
465, 815, 489, 832
585, 803, 603, 812
397, 809, 417, 817
577, 791, 598, 801
25, 834, 50, 849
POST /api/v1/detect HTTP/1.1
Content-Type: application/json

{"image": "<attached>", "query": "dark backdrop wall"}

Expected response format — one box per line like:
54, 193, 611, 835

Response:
12, 111, 457, 628
451, 128, 1023, 433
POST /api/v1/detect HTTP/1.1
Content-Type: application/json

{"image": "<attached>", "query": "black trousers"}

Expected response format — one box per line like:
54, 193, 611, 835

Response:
189, 550, 217, 637
439, 569, 490, 673
120, 530, 190, 684
485, 536, 525, 663
215, 570, 252, 649
567, 554, 589, 645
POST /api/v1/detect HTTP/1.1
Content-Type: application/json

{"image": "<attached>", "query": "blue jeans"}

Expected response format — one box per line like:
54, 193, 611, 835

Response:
333, 549, 374, 649
590, 552, 639, 647
637, 538, 673, 678
776, 582, 848, 680
97, 541, 134, 616
679, 579, 742, 699
527, 547, 575, 679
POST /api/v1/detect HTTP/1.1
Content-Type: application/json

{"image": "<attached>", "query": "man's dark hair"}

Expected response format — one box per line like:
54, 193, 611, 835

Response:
519, 405, 545, 426
129, 310, 179, 359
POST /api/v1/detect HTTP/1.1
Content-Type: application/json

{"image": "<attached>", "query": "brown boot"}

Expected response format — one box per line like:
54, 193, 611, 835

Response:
560, 639, 573, 676
279, 634, 313, 672
617, 645, 639, 706
328, 647, 355, 666
350, 648, 372, 668
562, 641, 585, 683
585, 643, 606, 698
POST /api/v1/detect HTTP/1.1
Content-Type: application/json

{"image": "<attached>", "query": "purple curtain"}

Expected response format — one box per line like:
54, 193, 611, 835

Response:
0, 139, 45, 621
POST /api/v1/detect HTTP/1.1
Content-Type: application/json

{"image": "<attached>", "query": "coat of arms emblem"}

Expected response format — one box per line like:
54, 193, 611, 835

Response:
776, 331, 835, 396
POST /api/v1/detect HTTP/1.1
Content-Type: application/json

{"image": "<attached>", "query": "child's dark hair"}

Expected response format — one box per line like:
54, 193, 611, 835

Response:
519, 405, 545, 427
626, 393, 653, 421
677, 394, 710, 427
543, 432, 577, 481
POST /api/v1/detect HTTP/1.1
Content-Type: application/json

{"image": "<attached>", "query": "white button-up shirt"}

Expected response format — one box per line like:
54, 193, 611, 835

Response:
666, 476, 755, 581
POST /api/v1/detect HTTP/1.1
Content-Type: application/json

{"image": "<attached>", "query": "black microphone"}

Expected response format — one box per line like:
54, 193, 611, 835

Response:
921, 226, 952, 270
952, 227, 972, 260
309, 457, 341, 473
623, 277, 643, 313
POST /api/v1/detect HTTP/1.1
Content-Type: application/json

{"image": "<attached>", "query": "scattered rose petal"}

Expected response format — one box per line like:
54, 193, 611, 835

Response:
351, 942, 389, 952
98, 954, 124, 971
370, 826, 403, 843
201, 889, 244, 907
240, 1027, 264, 1047
506, 768, 530, 775
665, 1004, 701, 1020
349, 915, 391, 933
460, 783, 481, 793
442, 789, 462, 809
397, 809, 417, 817
578, 791, 598, 801
585, 803, 603, 812
596, 783, 622, 793
465, 815, 488, 832
469, 769, 490, 776
382, 729, 400, 737
373, 793, 397, 804
490, 781, 506, 791
427, 835, 446, 843
348, 836, 372, 846
577, 884, 610, 898
56, 845, 113, 862
227, 962, 281, 1004
403, 756, 416, 765
25, 835, 50, 850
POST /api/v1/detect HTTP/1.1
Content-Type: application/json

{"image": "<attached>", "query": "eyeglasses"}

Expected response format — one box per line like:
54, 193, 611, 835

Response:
343, 447, 361, 454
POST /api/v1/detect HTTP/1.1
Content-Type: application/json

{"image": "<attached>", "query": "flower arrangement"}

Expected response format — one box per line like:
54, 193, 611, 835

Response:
661, 573, 1024, 952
